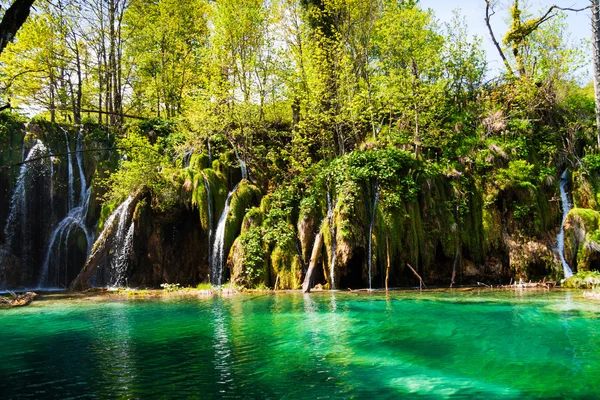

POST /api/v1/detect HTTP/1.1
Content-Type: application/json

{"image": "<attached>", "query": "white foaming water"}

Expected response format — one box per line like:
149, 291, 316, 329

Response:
207, 139, 213, 167
203, 173, 214, 269
63, 129, 75, 210
368, 185, 380, 290
327, 192, 337, 290
76, 129, 87, 205
211, 184, 238, 286
231, 142, 247, 180
84, 196, 135, 288
110, 198, 136, 287
557, 170, 574, 279
0, 141, 50, 265
112, 222, 135, 287
38, 130, 93, 288
37, 200, 93, 288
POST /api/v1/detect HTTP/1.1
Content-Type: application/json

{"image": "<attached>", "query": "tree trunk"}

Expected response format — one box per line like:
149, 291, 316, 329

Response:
385, 235, 390, 291
0, 0, 36, 55
302, 232, 324, 293
593, 0, 600, 148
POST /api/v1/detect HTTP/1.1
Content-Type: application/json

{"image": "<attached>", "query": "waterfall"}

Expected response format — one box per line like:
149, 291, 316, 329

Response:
38, 130, 93, 288
367, 185, 380, 290
327, 192, 337, 290
557, 170, 574, 279
110, 197, 136, 287
75, 129, 87, 205
211, 184, 239, 286
112, 222, 135, 287
182, 149, 193, 168
231, 142, 247, 180
79, 195, 135, 288
203, 173, 214, 269
63, 129, 75, 210
0, 140, 50, 265
207, 139, 213, 167
37, 201, 93, 288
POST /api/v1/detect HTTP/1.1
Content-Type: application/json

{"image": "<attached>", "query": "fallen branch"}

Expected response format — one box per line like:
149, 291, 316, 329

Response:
0, 291, 37, 308
407, 263, 426, 290
302, 232, 323, 293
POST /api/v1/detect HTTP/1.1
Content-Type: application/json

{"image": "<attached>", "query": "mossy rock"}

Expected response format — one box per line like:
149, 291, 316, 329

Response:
228, 227, 269, 288
223, 180, 262, 266
564, 208, 600, 272
270, 243, 302, 290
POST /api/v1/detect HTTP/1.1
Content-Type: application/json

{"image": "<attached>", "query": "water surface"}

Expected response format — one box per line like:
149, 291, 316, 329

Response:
1, 290, 599, 399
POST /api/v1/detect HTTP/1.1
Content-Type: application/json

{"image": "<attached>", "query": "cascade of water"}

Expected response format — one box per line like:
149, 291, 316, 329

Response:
207, 139, 213, 167
203, 173, 214, 269
327, 192, 337, 290
81, 196, 135, 288
76, 129, 87, 205
211, 184, 239, 286
557, 170, 574, 279
182, 150, 193, 169
39, 129, 94, 288
63, 129, 75, 210
38, 130, 94, 288
367, 185, 381, 290
37, 202, 93, 288
0, 141, 49, 263
112, 222, 135, 287
231, 142, 247, 180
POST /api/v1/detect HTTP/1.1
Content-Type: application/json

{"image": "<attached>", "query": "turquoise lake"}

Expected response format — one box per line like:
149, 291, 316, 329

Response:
1, 290, 600, 399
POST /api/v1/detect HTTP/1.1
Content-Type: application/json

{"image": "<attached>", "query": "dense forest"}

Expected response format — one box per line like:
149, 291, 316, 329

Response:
0, 0, 599, 291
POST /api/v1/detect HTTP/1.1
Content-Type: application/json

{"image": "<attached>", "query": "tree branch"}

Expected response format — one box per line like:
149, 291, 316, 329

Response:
485, 0, 514, 76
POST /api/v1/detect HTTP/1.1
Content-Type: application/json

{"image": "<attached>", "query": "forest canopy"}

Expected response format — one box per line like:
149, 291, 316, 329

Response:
0, 0, 595, 199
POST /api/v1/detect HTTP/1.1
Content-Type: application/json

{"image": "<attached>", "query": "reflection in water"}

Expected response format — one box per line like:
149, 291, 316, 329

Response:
562, 291, 585, 377
212, 300, 233, 393
3, 292, 600, 398
93, 303, 137, 394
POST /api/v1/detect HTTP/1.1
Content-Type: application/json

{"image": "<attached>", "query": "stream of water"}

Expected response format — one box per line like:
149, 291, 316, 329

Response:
211, 184, 238, 286
368, 184, 380, 290
557, 170, 574, 279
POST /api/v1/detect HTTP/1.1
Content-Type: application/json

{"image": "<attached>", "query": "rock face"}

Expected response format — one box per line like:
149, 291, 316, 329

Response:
0, 119, 586, 290
0, 121, 115, 289
71, 189, 207, 289
564, 208, 600, 273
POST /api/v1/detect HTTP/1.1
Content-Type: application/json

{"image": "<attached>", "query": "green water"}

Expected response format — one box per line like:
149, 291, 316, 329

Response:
1, 290, 600, 399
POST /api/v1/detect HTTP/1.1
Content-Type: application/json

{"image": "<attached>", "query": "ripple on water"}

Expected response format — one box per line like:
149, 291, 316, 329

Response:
1, 291, 600, 398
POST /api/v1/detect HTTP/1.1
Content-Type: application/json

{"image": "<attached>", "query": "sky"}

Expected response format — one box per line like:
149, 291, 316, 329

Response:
420, 0, 593, 80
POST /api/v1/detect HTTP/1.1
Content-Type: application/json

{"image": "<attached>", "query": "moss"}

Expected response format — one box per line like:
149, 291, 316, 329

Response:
572, 169, 600, 210
223, 180, 262, 265
229, 227, 269, 288
97, 199, 119, 233
133, 198, 147, 222
564, 270, 600, 289
191, 168, 227, 232
270, 242, 303, 289
188, 153, 209, 170
569, 208, 600, 228
260, 194, 272, 214
241, 207, 264, 233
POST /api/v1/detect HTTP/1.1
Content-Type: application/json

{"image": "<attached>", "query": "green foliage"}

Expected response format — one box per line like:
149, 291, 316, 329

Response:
160, 283, 182, 292
563, 271, 600, 289
102, 128, 176, 211
236, 227, 268, 287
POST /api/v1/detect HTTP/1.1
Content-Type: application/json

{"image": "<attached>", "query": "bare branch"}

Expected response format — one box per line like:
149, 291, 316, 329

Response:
484, 0, 514, 76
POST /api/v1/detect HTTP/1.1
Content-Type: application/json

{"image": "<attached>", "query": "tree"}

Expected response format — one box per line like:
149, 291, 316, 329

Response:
593, 0, 600, 147
0, 0, 36, 55
124, 0, 209, 119
485, 0, 590, 79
